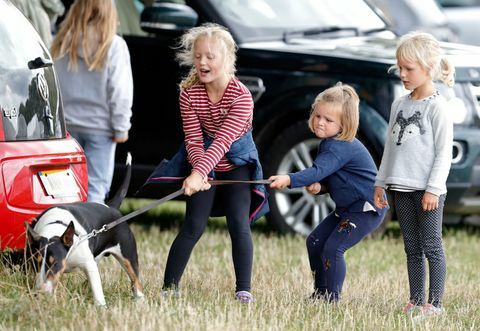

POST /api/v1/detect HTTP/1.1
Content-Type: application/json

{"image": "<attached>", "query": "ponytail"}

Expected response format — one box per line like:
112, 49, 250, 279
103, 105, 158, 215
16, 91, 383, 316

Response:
395, 31, 456, 88
439, 57, 455, 88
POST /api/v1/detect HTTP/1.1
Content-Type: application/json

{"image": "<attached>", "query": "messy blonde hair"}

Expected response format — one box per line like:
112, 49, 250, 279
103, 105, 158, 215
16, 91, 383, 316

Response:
176, 23, 237, 90
308, 83, 359, 142
391, 31, 455, 87
51, 0, 117, 71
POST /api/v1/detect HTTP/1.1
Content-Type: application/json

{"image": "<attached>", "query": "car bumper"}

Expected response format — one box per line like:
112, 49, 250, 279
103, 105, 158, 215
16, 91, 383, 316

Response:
445, 127, 480, 221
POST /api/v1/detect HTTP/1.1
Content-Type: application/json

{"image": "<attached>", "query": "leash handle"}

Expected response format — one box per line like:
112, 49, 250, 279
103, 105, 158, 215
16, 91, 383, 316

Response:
209, 179, 272, 185
92, 179, 272, 234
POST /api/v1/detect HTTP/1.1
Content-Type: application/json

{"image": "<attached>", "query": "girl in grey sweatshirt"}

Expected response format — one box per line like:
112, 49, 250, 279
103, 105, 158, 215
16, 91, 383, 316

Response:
374, 31, 454, 317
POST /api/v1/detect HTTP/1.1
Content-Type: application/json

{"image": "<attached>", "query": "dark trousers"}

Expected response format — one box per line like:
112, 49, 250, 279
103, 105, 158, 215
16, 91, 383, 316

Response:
394, 191, 446, 307
306, 208, 385, 301
163, 166, 253, 292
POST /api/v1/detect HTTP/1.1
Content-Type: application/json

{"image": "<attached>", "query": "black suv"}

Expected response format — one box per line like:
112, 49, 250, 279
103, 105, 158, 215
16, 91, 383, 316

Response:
112, 0, 480, 235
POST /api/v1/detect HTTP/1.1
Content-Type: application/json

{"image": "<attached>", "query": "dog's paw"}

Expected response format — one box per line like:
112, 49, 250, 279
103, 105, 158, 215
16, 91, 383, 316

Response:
134, 293, 145, 302
94, 301, 108, 309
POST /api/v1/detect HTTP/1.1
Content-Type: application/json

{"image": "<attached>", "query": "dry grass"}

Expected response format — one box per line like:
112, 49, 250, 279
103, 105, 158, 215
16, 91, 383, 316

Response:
1, 201, 479, 330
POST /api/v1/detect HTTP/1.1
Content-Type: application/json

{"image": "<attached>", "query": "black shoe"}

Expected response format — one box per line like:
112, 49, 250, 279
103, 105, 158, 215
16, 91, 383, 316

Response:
307, 290, 326, 302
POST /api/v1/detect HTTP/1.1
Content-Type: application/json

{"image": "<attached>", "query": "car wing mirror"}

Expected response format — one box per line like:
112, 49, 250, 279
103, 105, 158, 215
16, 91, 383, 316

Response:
140, 2, 198, 34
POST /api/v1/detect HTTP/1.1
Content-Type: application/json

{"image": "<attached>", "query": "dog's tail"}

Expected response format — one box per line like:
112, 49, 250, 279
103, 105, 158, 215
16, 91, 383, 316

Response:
106, 152, 132, 210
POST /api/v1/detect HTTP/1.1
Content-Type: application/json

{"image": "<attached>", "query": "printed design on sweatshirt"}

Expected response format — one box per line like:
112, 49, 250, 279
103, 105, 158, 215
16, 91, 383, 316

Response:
391, 110, 425, 145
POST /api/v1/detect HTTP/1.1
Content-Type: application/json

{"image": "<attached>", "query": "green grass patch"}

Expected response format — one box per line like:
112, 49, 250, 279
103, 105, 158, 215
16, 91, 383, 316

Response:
1, 200, 479, 330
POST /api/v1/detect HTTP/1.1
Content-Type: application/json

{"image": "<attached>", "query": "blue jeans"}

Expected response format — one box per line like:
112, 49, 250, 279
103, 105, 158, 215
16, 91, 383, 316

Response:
69, 131, 116, 204
306, 208, 386, 301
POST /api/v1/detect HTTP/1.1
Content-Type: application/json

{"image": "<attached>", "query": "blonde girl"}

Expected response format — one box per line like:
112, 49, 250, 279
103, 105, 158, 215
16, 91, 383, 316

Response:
270, 83, 388, 302
374, 31, 454, 316
158, 23, 268, 304
51, 0, 133, 204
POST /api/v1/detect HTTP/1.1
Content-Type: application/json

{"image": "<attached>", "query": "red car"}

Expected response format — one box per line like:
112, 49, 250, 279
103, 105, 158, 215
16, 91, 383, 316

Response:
0, 0, 88, 251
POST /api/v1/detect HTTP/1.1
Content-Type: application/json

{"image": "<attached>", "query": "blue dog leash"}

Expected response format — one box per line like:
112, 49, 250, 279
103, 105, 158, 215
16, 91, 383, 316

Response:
37, 179, 272, 276
81, 179, 272, 239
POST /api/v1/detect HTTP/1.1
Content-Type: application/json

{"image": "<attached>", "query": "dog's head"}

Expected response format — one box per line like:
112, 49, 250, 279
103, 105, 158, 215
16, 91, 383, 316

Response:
25, 221, 75, 294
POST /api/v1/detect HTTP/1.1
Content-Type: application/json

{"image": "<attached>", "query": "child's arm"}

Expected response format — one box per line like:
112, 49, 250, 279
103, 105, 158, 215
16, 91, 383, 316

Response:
374, 186, 388, 209
193, 93, 253, 177
422, 192, 439, 211
306, 182, 329, 195
183, 170, 211, 196
306, 182, 321, 195
269, 175, 291, 190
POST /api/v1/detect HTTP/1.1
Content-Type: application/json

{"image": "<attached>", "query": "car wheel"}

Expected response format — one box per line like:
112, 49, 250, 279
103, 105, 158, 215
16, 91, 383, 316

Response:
263, 121, 335, 235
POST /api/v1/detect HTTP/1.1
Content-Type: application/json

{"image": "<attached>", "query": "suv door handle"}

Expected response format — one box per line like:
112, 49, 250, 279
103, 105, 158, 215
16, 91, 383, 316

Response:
28, 57, 53, 69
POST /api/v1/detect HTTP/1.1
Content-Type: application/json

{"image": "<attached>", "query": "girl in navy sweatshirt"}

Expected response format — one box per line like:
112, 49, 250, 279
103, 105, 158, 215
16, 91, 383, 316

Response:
269, 83, 388, 302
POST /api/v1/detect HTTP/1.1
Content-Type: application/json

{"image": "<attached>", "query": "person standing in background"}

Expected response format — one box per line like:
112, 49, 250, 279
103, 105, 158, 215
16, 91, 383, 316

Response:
10, 0, 65, 46
51, 0, 133, 204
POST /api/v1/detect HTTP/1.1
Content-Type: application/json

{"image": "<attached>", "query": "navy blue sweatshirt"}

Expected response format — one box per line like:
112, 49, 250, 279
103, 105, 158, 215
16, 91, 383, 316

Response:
289, 138, 379, 216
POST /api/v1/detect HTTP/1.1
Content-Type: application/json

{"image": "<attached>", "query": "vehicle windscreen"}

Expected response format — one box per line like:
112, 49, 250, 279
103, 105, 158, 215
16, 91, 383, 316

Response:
0, 1, 65, 142
208, 0, 388, 42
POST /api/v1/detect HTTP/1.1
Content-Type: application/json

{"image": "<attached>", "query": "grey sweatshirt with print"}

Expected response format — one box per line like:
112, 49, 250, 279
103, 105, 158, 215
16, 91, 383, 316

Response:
55, 35, 133, 139
375, 93, 453, 196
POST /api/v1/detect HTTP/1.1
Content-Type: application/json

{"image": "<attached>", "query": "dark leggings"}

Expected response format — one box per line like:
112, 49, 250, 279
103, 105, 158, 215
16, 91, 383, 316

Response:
163, 166, 253, 292
394, 191, 446, 307
306, 209, 386, 301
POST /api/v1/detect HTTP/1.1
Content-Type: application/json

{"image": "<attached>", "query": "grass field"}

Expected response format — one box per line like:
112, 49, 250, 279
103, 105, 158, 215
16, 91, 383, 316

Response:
1, 200, 479, 330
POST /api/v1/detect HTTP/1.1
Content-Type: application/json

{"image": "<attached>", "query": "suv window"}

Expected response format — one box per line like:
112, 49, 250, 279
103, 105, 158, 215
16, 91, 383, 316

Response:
210, 0, 387, 42
0, 4, 65, 141
437, 0, 480, 6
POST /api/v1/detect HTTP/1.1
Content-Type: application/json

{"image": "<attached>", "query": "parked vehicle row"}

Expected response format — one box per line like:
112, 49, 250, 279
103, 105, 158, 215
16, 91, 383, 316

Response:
112, 0, 480, 235
3, 0, 480, 252
436, 0, 480, 46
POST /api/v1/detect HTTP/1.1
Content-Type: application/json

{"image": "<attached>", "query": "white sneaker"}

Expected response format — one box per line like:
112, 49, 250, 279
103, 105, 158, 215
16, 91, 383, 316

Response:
235, 290, 254, 304
402, 302, 421, 314
421, 303, 445, 316
412, 303, 445, 321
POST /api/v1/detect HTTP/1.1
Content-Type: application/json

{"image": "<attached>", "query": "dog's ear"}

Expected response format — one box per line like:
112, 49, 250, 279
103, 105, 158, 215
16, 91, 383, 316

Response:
61, 221, 75, 248
25, 220, 42, 244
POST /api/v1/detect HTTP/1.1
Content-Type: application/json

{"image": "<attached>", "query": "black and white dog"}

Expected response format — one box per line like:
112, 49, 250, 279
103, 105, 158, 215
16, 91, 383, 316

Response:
25, 153, 144, 306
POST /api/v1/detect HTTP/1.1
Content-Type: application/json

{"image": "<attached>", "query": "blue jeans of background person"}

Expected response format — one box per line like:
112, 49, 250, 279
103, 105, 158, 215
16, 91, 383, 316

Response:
306, 209, 386, 301
69, 131, 116, 204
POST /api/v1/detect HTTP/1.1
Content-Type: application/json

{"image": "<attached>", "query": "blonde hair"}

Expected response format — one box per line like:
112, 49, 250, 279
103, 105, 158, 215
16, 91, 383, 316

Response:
51, 0, 117, 71
308, 83, 359, 142
176, 23, 237, 90
391, 31, 455, 88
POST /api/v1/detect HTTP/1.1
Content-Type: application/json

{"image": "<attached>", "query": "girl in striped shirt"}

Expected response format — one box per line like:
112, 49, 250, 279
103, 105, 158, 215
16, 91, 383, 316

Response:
162, 23, 266, 304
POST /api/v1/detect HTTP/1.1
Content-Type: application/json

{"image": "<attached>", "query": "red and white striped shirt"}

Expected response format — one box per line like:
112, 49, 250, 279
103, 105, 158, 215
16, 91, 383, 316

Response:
180, 77, 253, 177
